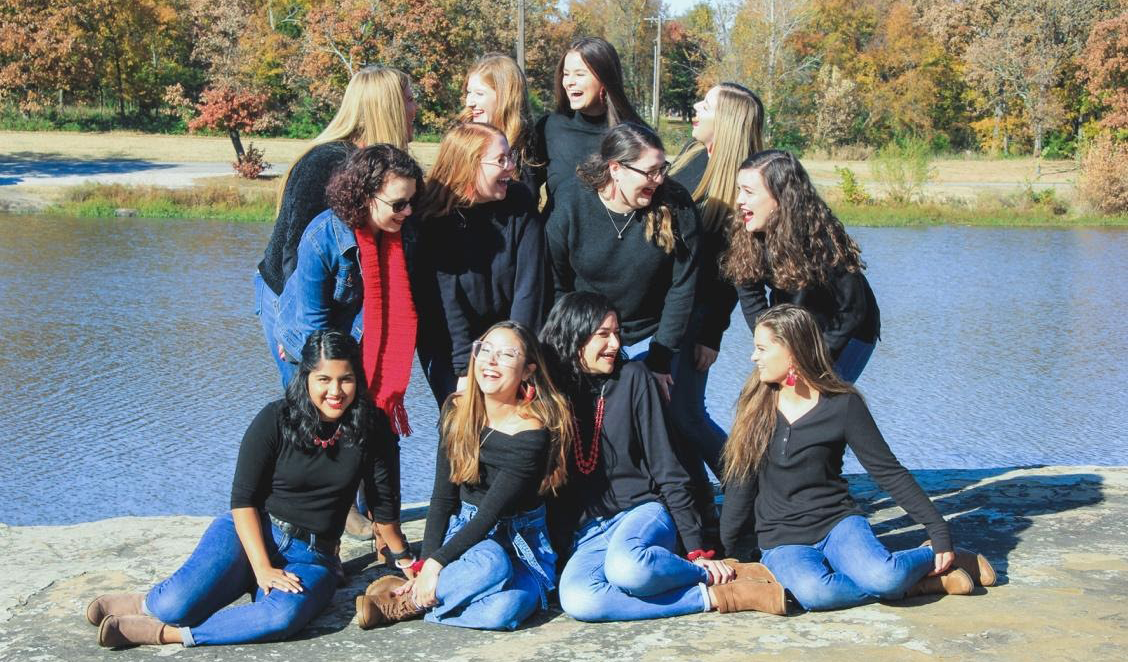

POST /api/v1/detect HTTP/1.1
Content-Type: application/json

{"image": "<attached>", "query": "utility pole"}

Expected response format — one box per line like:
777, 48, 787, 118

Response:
645, 11, 664, 128
517, 0, 526, 73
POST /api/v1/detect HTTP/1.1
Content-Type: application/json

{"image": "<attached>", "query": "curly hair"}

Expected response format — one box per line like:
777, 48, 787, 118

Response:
325, 143, 424, 229
576, 122, 676, 254
721, 150, 864, 291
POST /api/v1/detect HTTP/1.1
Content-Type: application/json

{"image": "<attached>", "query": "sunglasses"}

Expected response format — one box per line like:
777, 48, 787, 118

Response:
373, 194, 412, 213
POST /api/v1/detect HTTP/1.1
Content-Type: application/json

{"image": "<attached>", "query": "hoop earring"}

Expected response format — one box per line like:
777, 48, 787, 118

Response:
785, 366, 797, 387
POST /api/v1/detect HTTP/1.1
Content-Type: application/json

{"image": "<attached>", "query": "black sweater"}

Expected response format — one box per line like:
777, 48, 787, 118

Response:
669, 146, 739, 351
416, 183, 549, 375
229, 400, 400, 539
258, 141, 354, 295
721, 392, 951, 553
736, 268, 880, 357
548, 362, 703, 555
532, 111, 609, 212
421, 427, 550, 566
546, 179, 700, 374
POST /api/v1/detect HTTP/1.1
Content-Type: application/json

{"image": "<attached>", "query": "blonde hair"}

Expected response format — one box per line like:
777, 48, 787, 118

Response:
671, 83, 764, 232
441, 322, 576, 495
276, 67, 413, 213
457, 54, 532, 164
417, 122, 506, 219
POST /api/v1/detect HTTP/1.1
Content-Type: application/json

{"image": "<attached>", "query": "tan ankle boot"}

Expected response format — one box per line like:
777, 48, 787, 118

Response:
721, 560, 778, 583
356, 576, 424, 628
711, 579, 788, 616
86, 593, 144, 626
904, 567, 974, 598
920, 541, 997, 586
98, 615, 165, 648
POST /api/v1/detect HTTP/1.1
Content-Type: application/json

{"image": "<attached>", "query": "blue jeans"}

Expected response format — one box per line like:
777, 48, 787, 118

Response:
558, 501, 709, 622
143, 512, 340, 646
669, 307, 727, 477
253, 271, 296, 388
760, 515, 934, 611
833, 338, 875, 384
426, 502, 556, 631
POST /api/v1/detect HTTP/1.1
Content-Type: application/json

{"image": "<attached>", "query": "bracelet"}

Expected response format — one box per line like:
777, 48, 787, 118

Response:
686, 549, 715, 561
409, 558, 427, 575
384, 546, 415, 569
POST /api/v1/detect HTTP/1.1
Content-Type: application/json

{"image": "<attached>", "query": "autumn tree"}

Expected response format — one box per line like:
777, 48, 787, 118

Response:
1081, 10, 1128, 131
188, 85, 270, 159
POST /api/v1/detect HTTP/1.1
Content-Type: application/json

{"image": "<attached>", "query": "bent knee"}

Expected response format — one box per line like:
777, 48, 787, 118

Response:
852, 572, 909, 600
559, 583, 611, 622
144, 590, 201, 627
603, 554, 659, 595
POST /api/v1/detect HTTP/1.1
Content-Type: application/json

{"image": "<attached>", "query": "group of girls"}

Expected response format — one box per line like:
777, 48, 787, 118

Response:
85, 37, 994, 650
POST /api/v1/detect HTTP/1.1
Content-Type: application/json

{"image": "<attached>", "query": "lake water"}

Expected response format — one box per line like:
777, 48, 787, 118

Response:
1, 215, 1126, 526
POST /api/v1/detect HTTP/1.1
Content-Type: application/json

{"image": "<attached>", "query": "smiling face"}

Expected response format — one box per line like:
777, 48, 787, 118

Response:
368, 173, 417, 234
474, 134, 515, 203
473, 327, 534, 400
691, 86, 721, 148
465, 73, 499, 125
307, 358, 358, 422
578, 311, 621, 375
610, 146, 666, 209
751, 324, 793, 385
561, 51, 605, 114
735, 166, 778, 233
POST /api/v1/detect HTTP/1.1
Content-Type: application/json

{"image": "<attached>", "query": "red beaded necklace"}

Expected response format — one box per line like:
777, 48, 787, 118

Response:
573, 383, 607, 474
313, 426, 342, 449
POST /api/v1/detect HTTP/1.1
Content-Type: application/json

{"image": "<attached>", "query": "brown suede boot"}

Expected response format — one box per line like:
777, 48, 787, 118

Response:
920, 541, 997, 586
711, 579, 788, 616
721, 560, 778, 583
98, 615, 165, 648
904, 567, 974, 598
85, 593, 144, 626
356, 576, 424, 628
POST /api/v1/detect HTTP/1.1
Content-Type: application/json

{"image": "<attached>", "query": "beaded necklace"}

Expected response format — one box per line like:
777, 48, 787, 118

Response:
573, 382, 607, 474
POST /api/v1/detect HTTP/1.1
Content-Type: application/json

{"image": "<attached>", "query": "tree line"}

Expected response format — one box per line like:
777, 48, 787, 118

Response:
1, 0, 1125, 157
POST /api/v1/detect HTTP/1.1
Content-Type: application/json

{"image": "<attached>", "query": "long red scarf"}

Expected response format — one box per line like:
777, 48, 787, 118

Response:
354, 226, 417, 436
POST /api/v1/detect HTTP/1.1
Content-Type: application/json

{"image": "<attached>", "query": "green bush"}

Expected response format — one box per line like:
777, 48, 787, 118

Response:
835, 166, 872, 205
869, 136, 935, 203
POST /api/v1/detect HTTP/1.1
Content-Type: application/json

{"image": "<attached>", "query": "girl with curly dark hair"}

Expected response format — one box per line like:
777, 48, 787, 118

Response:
723, 150, 880, 383
86, 331, 406, 648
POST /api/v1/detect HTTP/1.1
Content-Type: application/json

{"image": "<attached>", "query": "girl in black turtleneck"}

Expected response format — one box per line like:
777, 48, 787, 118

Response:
531, 37, 647, 214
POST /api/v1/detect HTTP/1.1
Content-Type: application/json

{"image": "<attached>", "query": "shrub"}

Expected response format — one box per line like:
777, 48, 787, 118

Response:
835, 166, 871, 205
233, 143, 270, 179
1078, 133, 1128, 215
869, 136, 935, 203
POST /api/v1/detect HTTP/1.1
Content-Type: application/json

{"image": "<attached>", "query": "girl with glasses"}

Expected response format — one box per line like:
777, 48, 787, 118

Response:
356, 321, 574, 630
414, 123, 550, 405
546, 122, 699, 401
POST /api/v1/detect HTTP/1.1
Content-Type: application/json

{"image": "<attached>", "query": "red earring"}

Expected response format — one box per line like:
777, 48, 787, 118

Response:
521, 381, 536, 404
785, 366, 797, 387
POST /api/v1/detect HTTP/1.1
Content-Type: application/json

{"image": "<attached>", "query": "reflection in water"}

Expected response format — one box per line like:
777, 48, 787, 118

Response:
1, 216, 1126, 525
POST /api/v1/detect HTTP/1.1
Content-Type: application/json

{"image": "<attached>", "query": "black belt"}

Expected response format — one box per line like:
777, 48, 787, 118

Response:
268, 514, 339, 555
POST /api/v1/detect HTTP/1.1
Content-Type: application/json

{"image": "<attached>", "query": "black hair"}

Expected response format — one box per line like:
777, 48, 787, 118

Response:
539, 291, 620, 394
280, 330, 379, 452
554, 37, 646, 128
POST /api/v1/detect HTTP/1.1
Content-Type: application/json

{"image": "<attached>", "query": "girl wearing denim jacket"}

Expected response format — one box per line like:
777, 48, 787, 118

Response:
86, 332, 400, 648
356, 321, 573, 630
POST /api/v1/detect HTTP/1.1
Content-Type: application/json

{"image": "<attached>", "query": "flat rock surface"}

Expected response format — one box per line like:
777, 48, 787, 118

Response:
1, 466, 1125, 661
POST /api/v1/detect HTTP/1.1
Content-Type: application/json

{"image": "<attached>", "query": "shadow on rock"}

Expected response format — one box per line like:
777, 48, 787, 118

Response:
0, 152, 173, 183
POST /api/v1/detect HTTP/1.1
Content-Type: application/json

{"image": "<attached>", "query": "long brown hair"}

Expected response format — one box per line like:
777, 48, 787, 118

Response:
722, 305, 856, 484
721, 150, 864, 290
576, 122, 676, 254
457, 54, 532, 167
553, 37, 646, 128
440, 321, 575, 495
416, 122, 506, 220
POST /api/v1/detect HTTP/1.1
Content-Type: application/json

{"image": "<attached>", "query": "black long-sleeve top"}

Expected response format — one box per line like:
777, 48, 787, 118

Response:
531, 111, 609, 213
722, 392, 951, 553
258, 141, 355, 295
230, 400, 400, 539
548, 362, 703, 555
416, 182, 549, 376
546, 179, 701, 374
670, 147, 739, 351
421, 426, 550, 567
736, 268, 880, 357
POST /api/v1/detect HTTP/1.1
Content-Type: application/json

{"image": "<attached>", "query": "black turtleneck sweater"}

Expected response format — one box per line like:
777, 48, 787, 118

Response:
547, 362, 703, 556
532, 110, 609, 213
545, 178, 701, 374
669, 145, 739, 351
258, 141, 355, 295
415, 182, 549, 375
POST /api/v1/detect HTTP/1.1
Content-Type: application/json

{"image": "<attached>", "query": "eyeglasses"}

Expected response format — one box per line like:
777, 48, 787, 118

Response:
373, 195, 412, 213
471, 341, 524, 368
619, 161, 671, 181
481, 150, 517, 171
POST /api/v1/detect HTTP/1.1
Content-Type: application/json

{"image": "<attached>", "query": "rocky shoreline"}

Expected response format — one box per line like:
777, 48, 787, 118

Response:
1, 466, 1125, 660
